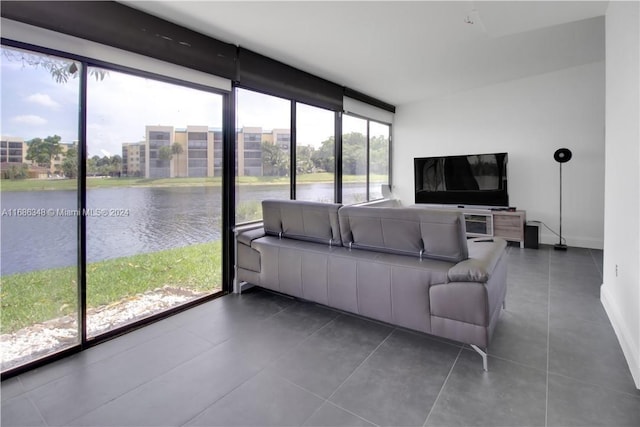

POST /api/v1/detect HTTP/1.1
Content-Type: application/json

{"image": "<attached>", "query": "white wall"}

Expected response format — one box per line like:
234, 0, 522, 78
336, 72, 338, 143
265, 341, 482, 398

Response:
600, 1, 640, 389
393, 62, 605, 248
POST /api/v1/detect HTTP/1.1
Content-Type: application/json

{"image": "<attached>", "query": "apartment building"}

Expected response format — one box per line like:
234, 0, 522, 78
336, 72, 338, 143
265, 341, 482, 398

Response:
127, 126, 288, 178
0, 137, 25, 163
121, 142, 145, 177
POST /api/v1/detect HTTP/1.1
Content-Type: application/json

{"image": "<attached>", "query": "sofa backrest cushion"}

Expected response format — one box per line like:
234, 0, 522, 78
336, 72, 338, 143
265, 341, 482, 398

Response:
338, 206, 422, 256
417, 209, 469, 262
262, 199, 343, 246
338, 206, 468, 262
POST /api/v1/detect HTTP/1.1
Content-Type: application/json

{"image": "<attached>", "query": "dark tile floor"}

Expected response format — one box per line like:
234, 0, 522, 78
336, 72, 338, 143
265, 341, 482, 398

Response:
2, 245, 639, 426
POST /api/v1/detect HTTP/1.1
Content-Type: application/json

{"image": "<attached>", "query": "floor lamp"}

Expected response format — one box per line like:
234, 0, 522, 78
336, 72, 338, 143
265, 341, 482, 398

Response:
553, 148, 572, 250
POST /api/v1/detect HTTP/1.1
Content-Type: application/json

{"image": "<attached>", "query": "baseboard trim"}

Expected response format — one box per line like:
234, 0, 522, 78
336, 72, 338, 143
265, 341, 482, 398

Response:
539, 232, 603, 250
601, 282, 640, 389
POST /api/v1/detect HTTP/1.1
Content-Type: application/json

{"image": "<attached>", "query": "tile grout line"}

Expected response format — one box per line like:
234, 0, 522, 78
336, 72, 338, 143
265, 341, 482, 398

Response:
297, 325, 397, 427
545, 247, 551, 427
322, 326, 396, 400
323, 400, 381, 427
15, 324, 171, 394
62, 328, 226, 426
589, 248, 604, 279
546, 370, 640, 399
422, 346, 463, 427
181, 306, 343, 427
277, 374, 380, 427
25, 391, 49, 427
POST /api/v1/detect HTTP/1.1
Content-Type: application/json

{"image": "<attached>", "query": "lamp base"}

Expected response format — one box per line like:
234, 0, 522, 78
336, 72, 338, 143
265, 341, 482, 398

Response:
554, 243, 568, 251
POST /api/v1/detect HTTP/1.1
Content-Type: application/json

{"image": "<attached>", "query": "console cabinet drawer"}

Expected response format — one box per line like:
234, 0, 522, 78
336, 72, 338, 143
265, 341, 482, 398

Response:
493, 211, 525, 244
494, 215, 521, 228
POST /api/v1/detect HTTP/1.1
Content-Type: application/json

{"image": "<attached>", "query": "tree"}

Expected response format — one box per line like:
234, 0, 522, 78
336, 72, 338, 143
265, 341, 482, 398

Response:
2, 48, 108, 83
26, 135, 63, 169
369, 135, 389, 175
158, 146, 173, 160
342, 132, 367, 175
109, 155, 122, 177
86, 154, 122, 176
87, 156, 99, 176
312, 137, 335, 173
261, 141, 288, 176
296, 145, 315, 174
171, 142, 184, 177
1, 164, 28, 180
61, 146, 78, 178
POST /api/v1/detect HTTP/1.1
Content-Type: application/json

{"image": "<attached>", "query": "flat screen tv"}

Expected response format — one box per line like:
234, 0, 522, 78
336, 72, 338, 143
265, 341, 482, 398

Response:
414, 152, 508, 207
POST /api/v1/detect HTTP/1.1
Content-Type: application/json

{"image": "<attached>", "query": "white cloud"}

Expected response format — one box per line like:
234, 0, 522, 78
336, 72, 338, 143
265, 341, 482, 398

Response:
86, 71, 224, 157
27, 93, 61, 109
11, 115, 48, 126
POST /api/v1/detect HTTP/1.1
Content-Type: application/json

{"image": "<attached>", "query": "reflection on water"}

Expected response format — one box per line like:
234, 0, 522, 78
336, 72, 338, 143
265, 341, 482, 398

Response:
1, 181, 382, 275
1, 186, 223, 275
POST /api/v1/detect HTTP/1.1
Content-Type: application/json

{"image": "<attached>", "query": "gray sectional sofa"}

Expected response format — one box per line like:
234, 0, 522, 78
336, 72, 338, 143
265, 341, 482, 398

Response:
235, 199, 508, 370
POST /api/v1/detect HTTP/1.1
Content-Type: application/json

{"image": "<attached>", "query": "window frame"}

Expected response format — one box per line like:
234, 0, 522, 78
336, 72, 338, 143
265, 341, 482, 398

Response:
340, 112, 393, 204
0, 38, 232, 379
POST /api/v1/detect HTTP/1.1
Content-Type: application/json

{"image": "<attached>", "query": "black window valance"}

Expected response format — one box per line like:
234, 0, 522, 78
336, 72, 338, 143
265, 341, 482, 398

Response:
236, 48, 343, 111
0, 1, 237, 80
2, 0, 395, 114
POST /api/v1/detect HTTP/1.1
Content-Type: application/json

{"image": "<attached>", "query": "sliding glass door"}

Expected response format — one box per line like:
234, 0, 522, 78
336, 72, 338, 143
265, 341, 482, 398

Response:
1, 46, 81, 371
86, 68, 224, 337
369, 121, 391, 200
342, 115, 368, 205
1, 42, 227, 374
341, 114, 392, 205
235, 88, 291, 222
295, 103, 335, 202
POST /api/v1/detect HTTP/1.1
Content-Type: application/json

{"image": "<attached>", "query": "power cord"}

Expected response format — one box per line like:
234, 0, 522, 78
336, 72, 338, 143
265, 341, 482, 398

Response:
527, 220, 566, 246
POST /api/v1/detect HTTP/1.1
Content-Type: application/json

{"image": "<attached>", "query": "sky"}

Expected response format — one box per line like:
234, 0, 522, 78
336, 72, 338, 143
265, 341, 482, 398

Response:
1, 45, 386, 158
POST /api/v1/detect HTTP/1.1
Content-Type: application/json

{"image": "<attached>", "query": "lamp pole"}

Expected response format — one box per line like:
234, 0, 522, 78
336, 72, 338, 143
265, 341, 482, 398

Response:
554, 161, 567, 250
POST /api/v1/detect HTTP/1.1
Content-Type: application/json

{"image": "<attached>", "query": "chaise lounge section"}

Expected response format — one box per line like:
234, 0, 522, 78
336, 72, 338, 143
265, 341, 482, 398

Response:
235, 199, 508, 369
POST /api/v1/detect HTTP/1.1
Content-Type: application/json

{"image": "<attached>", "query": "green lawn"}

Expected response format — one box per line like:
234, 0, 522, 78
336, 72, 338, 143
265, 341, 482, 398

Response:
0, 172, 383, 192
0, 241, 222, 334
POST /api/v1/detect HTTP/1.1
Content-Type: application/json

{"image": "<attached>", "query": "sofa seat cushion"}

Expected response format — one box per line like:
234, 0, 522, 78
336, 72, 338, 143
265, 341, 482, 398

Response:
262, 199, 342, 246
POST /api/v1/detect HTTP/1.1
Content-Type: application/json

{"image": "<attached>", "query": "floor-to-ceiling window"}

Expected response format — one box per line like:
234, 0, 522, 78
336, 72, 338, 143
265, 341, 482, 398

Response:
369, 121, 391, 200
295, 102, 335, 202
342, 115, 368, 205
235, 88, 291, 222
341, 114, 392, 205
85, 68, 224, 337
233, 91, 393, 217
1, 46, 81, 371
0, 42, 227, 374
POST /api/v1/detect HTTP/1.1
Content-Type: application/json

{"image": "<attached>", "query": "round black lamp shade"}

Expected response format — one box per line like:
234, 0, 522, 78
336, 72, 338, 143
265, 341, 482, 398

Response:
554, 148, 572, 163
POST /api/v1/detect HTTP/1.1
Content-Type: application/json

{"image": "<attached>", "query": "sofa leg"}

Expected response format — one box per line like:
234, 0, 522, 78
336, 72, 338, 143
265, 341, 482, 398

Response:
470, 344, 488, 371
234, 281, 255, 294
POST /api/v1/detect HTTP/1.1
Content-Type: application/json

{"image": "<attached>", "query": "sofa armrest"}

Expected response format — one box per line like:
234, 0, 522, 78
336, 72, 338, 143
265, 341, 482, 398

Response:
431, 250, 508, 348
447, 238, 507, 282
430, 281, 489, 326
237, 227, 266, 246
236, 225, 265, 275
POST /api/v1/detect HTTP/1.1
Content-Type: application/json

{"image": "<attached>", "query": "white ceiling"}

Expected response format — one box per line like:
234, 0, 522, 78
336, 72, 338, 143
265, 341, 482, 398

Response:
122, 1, 608, 107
